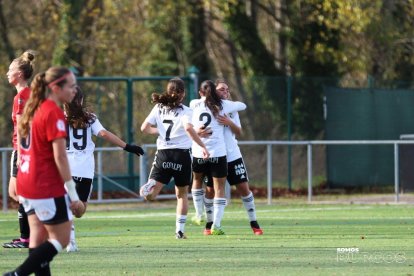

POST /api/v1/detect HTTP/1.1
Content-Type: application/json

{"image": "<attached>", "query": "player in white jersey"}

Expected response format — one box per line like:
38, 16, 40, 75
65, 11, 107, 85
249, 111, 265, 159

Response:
202, 79, 263, 235
191, 80, 246, 235
140, 77, 209, 239
64, 87, 144, 251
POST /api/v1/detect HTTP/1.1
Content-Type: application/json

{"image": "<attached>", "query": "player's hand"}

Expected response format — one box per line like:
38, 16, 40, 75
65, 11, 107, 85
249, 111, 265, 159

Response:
197, 126, 213, 138
124, 144, 145, 156
202, 147, 210, 160
217, 114, 231, 126
70, 201, 86, 218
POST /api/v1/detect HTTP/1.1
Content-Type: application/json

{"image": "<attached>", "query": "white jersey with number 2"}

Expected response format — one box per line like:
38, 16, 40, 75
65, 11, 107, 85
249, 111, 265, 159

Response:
143, 104, 193, 150
66, 115, 105, 179
191, 99, 246, 158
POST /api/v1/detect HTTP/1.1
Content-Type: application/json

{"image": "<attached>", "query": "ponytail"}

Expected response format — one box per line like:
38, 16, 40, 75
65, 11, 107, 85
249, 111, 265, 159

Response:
19, 73, 47, 137
201, 80, 222, 117
19, 66, 71, 137
151, 77, 185, 110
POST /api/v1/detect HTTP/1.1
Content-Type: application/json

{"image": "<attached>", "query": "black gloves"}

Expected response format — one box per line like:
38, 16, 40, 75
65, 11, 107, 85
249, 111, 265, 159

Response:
124, 144, 144, 156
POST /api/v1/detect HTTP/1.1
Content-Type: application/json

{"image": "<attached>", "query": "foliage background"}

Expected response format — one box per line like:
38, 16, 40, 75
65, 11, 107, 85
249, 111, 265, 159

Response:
1, 1, 414, 189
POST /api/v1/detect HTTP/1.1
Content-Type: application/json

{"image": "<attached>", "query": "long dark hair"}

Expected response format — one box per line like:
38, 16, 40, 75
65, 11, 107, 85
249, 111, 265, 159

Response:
64, 87, 96, 129
201, 80, 222, 117
151, 77, 185, 110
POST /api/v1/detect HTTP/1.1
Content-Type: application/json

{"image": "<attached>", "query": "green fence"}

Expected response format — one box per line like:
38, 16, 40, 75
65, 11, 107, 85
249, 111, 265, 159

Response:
2, 73, 414, 192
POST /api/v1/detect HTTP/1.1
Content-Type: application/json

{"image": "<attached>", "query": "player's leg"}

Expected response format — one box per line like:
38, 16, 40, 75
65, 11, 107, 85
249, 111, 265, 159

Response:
211, 156, 228, 235
191, 171, 205, 225
5, 196, 72, 276
228, 157, 263, 235
203, 174, 214, 235
66, 177, 93, 252
140, 150, 166, 200
3, 151, 30, 249
173, 150, 192, 239
191, 157, 208, 225
175, 185, 188, 239
236, 182, 263, 235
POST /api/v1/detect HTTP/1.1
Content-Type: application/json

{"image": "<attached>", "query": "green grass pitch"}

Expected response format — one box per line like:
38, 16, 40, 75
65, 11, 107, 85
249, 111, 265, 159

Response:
1, 201, 413, 275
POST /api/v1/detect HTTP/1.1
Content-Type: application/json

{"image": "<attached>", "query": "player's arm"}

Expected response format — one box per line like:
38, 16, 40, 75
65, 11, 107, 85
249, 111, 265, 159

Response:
98, 129, 144, 156
52, 138, 85, 216
217, 114, 242, 136
15, 114, 22, 165
97, 129, 126, 148
141, 121, 159, 135
184, 123, 210, 159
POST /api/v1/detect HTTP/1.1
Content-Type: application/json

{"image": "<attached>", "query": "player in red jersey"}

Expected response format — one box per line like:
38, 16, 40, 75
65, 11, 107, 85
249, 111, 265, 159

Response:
4, 67, 84, 276
3, 50, 36, 249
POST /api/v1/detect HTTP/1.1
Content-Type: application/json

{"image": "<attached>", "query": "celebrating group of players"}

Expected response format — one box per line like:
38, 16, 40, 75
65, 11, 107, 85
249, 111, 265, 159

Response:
3, 50, 261, 276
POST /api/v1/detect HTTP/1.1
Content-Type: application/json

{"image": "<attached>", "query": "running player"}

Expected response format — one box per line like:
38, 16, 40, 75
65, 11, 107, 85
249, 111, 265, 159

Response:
203, 79, 263, 235
139, 77, 209, 239
4, 67, 84, 276
3, 50, 35, 249
64, 87, 144, 252
191, 80, 246, 235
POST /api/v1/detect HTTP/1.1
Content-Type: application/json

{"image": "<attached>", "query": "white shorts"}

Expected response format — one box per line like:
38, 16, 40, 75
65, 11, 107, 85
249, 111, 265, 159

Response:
19, 195, 73, 225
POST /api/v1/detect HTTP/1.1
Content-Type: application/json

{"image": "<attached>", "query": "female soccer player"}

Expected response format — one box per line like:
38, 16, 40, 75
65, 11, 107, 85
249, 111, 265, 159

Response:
140, 77, 209, 239
191, 80, 246, 235
4, 67, 84, 276
64, 87, 144, 251
202, 80, 263, 235
3, 50, 35, 249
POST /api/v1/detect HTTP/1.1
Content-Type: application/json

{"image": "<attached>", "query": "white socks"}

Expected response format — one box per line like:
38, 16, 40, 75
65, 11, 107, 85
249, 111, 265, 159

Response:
176, 215, 187, 233
191, 189, 205, 219
70, 223, 76, 241
204, 197, 214, 223
241, 192, 257, 222
213, 198, 227, 228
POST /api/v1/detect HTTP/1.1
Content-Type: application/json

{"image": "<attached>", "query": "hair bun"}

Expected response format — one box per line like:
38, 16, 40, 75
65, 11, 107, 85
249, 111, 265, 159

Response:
22, 50, 36, 62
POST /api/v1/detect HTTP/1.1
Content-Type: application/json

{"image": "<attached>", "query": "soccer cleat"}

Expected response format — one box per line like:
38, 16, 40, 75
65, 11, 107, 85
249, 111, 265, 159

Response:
175, 231, 187, 239
203, 221, 213, 235
252, 227, 263, 235
211, 226, 225, 235
2, 238, 29, 248
191, 216, 204, 226
139, 179, 156, 200
250, 221, 263, 235
66, 240, 78, 252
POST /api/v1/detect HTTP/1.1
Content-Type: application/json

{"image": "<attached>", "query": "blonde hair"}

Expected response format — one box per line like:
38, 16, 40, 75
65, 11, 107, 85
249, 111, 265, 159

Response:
19, 67, 71, 137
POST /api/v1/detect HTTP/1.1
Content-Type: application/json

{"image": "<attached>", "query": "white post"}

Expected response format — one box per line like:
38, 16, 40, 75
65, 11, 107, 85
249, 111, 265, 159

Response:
97, 151, 103, 201
307, 143, 313, 203
267, 144, 272, 205
394, 143, 399, 203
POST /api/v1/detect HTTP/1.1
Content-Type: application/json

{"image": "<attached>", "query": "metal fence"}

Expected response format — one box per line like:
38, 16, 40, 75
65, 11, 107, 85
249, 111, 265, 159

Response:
2, 139, 414, 212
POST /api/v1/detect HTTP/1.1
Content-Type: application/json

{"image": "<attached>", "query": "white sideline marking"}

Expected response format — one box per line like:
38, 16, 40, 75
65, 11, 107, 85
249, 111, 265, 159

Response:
0, 205, 402, 222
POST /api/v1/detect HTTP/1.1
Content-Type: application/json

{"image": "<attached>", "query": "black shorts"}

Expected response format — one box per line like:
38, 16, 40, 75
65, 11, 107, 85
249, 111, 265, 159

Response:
73, 176, 93, 202
10, 150, 18, 177
192, 156, 227, 178
20, 195, 72, 225
149, 149, 192, 186
203, 157, 249, 187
